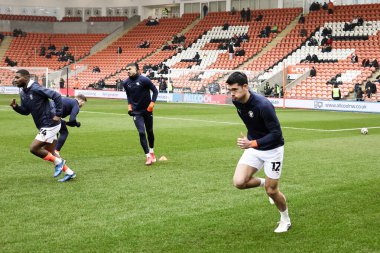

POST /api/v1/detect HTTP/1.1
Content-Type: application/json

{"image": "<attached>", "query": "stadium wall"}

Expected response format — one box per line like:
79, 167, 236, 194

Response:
0, 20, 124, 34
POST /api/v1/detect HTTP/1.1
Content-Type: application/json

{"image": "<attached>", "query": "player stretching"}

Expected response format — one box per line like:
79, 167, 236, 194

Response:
122, 63, 158, 165
55, 94, 87, 155
226, 72, 291, 233
10, 69, 76, 182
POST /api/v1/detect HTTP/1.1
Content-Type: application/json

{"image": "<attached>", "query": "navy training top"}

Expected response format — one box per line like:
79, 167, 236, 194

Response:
122, 74, 158, 114
13, 82, 63, 129
233, 91, 284, 151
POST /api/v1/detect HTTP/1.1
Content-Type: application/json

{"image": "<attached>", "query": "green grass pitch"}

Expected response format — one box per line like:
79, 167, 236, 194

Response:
0, 94, 379, 252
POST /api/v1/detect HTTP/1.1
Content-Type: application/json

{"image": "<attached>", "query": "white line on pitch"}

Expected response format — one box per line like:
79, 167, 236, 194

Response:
79, 110, 380, 132
1, 107, 378, 132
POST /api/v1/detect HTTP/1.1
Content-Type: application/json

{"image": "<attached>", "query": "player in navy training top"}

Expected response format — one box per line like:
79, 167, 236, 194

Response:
226, 72, 291, 233
10, 69, 76, 182
122, 63, 159, 165
55, 94, 87, 155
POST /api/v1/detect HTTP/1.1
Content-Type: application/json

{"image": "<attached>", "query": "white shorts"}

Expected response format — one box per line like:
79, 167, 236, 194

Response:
35, 124, 61, 143
238, 146, 284, 179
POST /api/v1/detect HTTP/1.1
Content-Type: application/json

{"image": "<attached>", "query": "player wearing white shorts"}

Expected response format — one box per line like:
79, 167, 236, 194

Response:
10, 69, 76, 182
226, 72, 291, 233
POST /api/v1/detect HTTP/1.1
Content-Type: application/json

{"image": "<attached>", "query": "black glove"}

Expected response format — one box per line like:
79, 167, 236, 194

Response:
128, 111, 135, 116
76, 121, 81, 127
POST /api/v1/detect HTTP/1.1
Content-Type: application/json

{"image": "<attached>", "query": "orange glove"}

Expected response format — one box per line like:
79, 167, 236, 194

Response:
250, 140, 258, 148
147, 102, 155, 112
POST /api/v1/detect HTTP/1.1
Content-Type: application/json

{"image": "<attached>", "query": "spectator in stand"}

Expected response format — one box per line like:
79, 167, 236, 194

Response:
271, 24, 278, 33
351, 53, 358, 63
309, 2, 321, 11
203, 4, 208, 17
158, 76, 167, 92
59, 78, 65, 88
193, 52, 200, 61
116, 79, 123, 91
356, 87, 364, 101
222, 22, 230, 30
371, 58, 379, 69
0, 32, 4, 41
117, 46, 122, 54
97, 79, 105, 90
218, 42, 227, 50
255, 13, 263, 21
332, 84, 341, 100
298, 14, 305, 24
177, 43, 184, 53
48, 44, 56, 51
146, 16, 159, 26
73, 78, 81, 89
327, 0, 334, 14
240, 8, 246, 22
92, 66, 101, 73
300, 28, 307, 37
228, 42, 234, 60
231, 7, 236, 15
39, 46, 46, 56
162, 42, 171, 51
310, 66, 317, 77
357, 16, 364, 26
235, 49, 245, 56
246, 8, 251, 22
301, 54, 312, 63
362, 58, 370, 67
354, 83, 361, 99
311, 54, 319, 63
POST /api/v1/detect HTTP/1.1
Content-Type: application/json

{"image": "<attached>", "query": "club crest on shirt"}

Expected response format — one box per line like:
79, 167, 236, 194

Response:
248, 110, 254, 118
29, 94, 33, 100
136, 82, 140, 86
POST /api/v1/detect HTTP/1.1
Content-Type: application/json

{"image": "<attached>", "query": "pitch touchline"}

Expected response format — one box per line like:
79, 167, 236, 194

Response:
1, 106, 377, 132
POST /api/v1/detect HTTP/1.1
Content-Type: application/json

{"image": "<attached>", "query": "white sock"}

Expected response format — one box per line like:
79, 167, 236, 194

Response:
65, 166, 74, 175
53, 157, 62, 165
259, 178, 265, 187
146, 153, 150, 157
280, 208, 290, 222
149, 148, 154, 153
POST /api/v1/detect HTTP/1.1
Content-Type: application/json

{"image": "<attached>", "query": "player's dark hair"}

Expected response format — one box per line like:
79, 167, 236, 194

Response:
126, 62, 139, 70
16, 69, 30, 77
226, 72, 248, 86
76, 94, 87, 102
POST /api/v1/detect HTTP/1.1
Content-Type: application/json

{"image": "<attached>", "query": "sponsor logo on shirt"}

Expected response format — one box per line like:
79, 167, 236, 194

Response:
248, 110, 254, 118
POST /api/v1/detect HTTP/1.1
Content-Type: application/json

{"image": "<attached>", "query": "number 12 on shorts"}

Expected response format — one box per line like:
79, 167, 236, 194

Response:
271, 162, 281, 172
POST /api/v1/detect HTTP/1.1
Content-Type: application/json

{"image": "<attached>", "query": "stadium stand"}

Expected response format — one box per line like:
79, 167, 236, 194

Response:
0, 33, 107, 72
87, 16, 129, 22
243, 4, 380, 100
71, 14, 198, 89
60, 17, 82, 22
0, 14, 57, 22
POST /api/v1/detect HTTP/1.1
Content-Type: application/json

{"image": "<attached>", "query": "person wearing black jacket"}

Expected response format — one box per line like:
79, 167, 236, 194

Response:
122, 63, 158, 166
10, 69, 76, 182
55, 95, 87, 155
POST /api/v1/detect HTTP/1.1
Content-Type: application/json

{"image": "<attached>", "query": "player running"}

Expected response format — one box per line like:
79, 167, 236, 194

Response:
122, 63, 158, 165
55, 94, 87, 155
226, 72, 291, 233
10, 69, 76, 182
